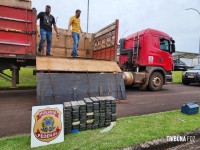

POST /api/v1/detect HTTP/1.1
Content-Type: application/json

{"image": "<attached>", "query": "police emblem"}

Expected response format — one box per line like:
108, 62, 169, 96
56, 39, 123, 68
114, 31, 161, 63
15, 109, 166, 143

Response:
33, 107, 62, 143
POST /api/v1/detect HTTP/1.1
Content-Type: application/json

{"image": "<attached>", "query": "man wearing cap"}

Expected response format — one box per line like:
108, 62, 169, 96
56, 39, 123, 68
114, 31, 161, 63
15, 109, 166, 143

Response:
37, 5, 59, 56
68, 9, 83, 57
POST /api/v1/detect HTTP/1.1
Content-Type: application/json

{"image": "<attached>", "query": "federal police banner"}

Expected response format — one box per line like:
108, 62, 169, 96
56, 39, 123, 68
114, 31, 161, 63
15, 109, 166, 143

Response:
31, 105, 64, 148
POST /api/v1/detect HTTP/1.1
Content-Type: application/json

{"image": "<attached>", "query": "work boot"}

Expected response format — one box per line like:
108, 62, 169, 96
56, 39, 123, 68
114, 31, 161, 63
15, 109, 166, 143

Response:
37, 50, 42, 56
71, 54, 77, 57
46, 53, 53, 56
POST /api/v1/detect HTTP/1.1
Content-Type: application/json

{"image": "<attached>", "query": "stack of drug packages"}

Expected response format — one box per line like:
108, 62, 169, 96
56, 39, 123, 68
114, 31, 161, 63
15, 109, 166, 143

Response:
63, 96, 117, 134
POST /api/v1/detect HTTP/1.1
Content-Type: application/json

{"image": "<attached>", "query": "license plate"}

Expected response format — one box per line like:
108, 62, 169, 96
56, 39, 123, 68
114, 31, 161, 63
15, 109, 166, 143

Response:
188, 76, 194, 78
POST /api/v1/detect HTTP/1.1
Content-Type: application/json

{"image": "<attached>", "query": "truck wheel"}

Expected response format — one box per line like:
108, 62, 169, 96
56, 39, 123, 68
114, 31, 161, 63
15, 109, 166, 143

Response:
148, 72, 164, 91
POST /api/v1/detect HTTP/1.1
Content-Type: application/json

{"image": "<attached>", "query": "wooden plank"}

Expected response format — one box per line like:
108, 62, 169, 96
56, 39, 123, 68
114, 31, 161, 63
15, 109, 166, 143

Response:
94, 22, 116, 38
40, 47, 93, 58
36, 57, 122, 73
0, 0, 32, 9
92, 20, 118, 61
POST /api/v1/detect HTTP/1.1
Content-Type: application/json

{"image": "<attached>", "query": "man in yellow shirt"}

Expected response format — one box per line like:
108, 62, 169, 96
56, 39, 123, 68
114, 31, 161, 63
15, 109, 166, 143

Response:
68, 9, 83, 57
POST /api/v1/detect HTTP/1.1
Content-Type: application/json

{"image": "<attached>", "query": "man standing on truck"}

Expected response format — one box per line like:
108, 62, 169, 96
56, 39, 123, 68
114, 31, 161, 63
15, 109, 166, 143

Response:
37, 5, 59, 56
68, 9, 83, 57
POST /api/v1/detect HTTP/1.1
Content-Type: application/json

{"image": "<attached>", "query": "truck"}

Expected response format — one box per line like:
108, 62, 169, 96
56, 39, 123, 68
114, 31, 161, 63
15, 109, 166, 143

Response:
0, 2, 175, 104
0, 3, 126, 104
119, 29, 175, 91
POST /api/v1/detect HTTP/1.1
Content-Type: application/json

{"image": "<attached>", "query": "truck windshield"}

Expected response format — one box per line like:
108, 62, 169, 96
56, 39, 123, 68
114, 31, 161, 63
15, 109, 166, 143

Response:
160, 40, 169, 52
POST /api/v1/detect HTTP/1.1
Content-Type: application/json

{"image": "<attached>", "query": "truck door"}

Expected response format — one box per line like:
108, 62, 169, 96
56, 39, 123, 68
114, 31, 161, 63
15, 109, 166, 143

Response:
159, 38, 173, 71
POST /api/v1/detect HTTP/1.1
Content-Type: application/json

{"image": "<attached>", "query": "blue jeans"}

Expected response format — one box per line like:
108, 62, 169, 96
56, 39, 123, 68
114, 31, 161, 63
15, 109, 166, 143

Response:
72, 32, 80, 56
38, 29, 52, 55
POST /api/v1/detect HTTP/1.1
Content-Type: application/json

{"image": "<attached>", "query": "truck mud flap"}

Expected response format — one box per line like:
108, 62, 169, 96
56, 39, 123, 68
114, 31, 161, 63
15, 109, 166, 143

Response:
37, 73, 126, 105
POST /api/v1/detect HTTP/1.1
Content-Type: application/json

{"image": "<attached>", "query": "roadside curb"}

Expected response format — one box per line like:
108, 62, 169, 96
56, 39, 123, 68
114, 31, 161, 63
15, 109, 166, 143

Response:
0, 88, 36, 93
123, 128, 200, 150
0, 86, 36, 92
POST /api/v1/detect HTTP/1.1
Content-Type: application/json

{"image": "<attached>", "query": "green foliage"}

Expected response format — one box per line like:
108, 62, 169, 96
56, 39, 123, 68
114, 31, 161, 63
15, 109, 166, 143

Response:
0, 110, 200, 150
0, 67, 36, 89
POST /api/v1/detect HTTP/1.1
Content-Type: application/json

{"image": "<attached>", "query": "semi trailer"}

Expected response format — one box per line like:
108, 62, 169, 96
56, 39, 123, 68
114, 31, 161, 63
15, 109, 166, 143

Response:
0, 1, 175, 103
0, 3, 126, 103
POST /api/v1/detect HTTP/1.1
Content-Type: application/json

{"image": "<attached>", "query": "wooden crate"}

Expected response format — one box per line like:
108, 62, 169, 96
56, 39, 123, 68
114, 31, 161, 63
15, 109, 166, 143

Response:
37, 26, 94, 58
51, 34, 93, 50
37, 26, 93, 49
0, 0, 32, 9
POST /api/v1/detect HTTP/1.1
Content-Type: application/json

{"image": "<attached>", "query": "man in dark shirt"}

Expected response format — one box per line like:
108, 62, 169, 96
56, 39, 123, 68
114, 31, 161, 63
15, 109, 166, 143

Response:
37, 5, 59, 56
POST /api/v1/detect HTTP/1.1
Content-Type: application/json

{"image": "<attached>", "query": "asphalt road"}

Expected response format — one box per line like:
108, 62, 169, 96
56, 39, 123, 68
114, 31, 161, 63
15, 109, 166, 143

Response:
0, 84, 200, 138
117, 83, 200, 118
0, 90, 36, 138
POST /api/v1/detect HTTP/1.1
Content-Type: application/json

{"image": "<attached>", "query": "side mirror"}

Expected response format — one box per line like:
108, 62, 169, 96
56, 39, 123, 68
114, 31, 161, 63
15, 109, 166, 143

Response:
170, 37, 175, 44
171, 43, 176, 53
171, 39, 175, 44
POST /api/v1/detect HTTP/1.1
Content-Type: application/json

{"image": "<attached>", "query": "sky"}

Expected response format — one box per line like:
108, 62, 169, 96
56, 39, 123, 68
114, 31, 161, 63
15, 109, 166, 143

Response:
33, 0, 200, 53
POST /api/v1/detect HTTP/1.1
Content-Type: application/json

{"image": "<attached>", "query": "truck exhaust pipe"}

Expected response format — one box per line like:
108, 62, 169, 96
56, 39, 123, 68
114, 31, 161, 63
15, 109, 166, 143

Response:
123, 72, 134, 86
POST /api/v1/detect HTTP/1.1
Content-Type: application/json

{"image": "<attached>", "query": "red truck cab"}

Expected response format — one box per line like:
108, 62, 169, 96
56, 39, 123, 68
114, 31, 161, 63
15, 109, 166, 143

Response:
119, 28, 175, 91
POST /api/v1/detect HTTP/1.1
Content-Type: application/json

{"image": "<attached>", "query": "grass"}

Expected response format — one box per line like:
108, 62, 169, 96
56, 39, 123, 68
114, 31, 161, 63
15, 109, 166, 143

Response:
0, 67, 36, 89
172, 71, 183, 83
0, 110, 200, 150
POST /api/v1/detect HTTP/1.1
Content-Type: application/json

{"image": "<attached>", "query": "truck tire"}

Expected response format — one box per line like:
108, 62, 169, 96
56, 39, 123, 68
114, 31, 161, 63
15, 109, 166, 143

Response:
148, 72, 164, 91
